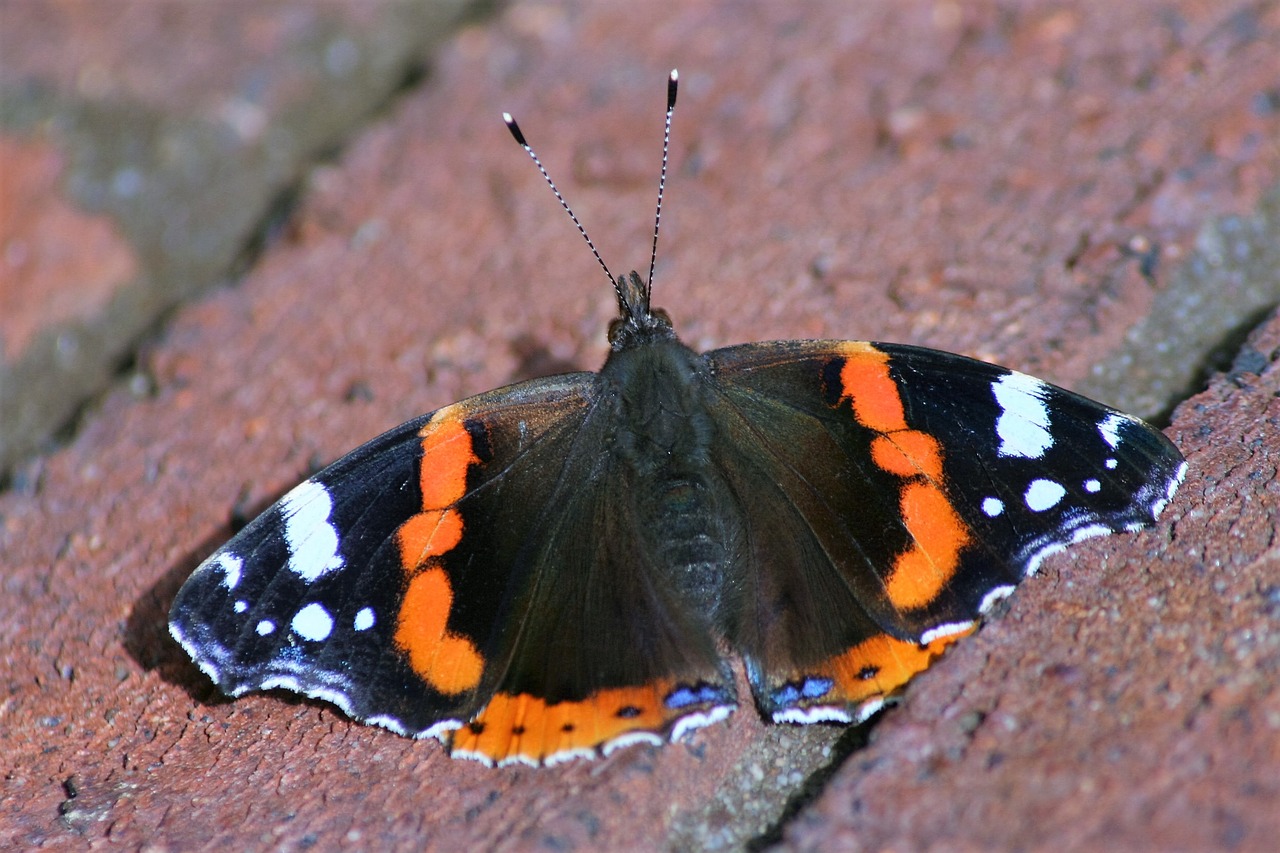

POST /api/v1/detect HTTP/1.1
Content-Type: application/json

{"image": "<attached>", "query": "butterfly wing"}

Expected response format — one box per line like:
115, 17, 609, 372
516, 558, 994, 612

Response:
703, 340, 1186, 723
170, 372, 733, 766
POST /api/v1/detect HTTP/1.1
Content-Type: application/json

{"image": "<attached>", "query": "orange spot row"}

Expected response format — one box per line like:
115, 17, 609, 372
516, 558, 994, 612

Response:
837, 343, 907, 432
397, 508, 464, 569
418, 407, 480, 510
869, 432, 943, 480
397, 407, 481, 573
451, 683, 676, 765
887, 482, 970, 609
834, 344, 971, 611
821, 628, 975, 706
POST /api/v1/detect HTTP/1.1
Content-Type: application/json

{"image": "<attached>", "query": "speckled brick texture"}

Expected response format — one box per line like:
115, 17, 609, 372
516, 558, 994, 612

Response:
2, 2, 1279, 850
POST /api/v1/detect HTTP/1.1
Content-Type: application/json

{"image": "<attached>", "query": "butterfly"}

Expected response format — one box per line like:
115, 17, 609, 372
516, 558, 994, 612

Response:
170, 70, 1186, 766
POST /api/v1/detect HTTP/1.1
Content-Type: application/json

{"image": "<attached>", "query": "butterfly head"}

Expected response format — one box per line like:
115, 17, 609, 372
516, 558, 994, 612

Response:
608, 270, 675, 350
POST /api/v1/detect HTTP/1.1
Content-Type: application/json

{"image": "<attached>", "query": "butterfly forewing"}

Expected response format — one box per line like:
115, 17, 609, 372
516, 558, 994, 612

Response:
704, 339, 1185, 722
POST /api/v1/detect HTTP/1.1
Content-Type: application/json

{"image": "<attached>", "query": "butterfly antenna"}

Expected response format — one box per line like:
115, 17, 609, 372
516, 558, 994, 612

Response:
647, 69, 678, 304
503, 112, 619, 301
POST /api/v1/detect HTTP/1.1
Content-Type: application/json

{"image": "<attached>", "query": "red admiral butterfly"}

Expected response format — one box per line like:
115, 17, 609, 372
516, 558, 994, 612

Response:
170, 71, 1186, 767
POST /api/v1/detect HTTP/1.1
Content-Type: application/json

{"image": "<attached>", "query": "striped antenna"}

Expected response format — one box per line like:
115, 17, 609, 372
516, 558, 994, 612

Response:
503, 69, 681, 312
503, 112, 618, 302
647, 69, 679, 302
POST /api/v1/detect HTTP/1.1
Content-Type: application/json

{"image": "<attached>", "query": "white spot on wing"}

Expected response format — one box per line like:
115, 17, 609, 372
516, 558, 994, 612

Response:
854, 698, 887, 722
1026, 543, 1066, 576
281, 480, 345, 581
1152, 461, 1188, 518
1151, 462, 1186, 517
259, 676, 360, 725
992, 372, 1054, 459
773, 696, 888, 726
1084, 478, 1101, 493
169, 620, 225, 685
544, 748, 598, 766
354, 607, 375, 631
234, 600, 247, 613
419, 718, 463, 741
1071, 524, 1111, 542
982, 497, 1004, 517
1025, 478, 1066, 511
256, 619, 275, 636
671, 705, 734, 742
291, 602, 334, 642
773, 706, 854, 724
601, 731, 664, 756
1098, 412, 1126, 449
451, 748, 496, 768
367, 715, 411, 737
216, 553, 243, 589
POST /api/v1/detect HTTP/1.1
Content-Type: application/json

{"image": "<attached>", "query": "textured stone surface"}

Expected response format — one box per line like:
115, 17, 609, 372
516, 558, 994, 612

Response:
2, 1, 1279, 849
0, 0, 475, 473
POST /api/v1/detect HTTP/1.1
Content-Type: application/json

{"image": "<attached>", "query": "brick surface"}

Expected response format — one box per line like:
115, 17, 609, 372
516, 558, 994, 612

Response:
2, 1, 1279, 849
0, 0, 474, 472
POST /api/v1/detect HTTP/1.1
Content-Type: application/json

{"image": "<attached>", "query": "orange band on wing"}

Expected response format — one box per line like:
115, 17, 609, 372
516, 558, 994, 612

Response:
394, 567, 484, 695
837, 343, 908, 432
393, 406, 486, 696
869, 431, 944, 480
832, 343, 971, 611
418, 407, 480, 509
826, 628, 974, 706
886, 481, 970, 609
397, 508, 464, 569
